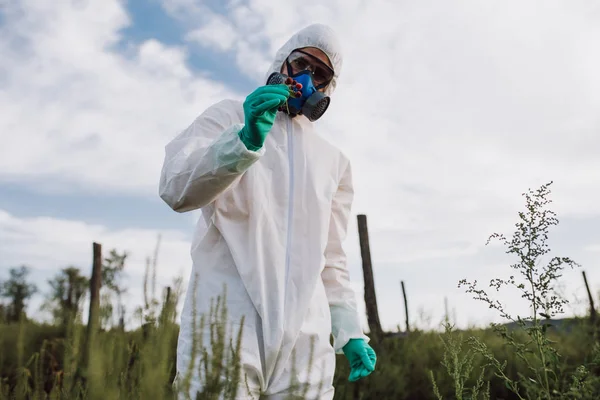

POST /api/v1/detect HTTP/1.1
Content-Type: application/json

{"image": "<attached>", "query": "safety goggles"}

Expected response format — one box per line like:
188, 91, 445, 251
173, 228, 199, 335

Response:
285, 49, 334, 88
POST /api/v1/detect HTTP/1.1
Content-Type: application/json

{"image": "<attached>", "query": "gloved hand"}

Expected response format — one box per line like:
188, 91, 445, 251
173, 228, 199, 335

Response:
238, 85, 290, 151
342, 339, 377, 382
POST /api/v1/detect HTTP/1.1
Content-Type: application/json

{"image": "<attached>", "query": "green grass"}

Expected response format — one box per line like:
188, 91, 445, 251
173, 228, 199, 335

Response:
1, 316, 598, 399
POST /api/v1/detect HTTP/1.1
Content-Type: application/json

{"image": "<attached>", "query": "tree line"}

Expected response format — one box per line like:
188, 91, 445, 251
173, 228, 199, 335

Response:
0, 249, 129, 329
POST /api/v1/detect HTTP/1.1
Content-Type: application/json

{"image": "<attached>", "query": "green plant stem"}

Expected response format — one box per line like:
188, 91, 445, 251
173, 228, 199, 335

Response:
526, 218, 550, 398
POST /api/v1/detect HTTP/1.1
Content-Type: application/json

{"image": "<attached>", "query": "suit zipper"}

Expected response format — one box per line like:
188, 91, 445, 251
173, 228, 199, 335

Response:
284, 117, 294, 312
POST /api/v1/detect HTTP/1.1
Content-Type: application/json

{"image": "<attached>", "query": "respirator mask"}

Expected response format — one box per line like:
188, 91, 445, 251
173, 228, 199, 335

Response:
266, 49, 334, 122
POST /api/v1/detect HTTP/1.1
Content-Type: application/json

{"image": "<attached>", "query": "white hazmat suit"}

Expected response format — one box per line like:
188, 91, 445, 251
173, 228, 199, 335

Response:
159, 23, 369, 399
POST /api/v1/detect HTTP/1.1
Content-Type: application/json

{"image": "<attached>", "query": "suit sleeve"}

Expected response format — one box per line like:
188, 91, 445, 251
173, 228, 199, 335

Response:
159, 99, 263, 213
321, 158, 370, 354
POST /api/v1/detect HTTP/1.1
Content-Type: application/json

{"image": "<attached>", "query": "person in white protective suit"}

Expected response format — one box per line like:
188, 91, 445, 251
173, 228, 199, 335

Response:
159, 23, 377, 399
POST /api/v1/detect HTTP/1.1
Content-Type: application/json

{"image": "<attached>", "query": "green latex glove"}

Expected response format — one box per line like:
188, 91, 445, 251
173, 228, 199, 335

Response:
342, 339, 377, 382
238, 84, 290, 151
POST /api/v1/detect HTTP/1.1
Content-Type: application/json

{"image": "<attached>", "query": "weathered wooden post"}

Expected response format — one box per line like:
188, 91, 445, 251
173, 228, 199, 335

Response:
85, 242, 103, 366
401, 280, 410, 333
160, 286, 172, 325
356, 214, 383, 339
165, 286, 171, 306
582, 270, 596, 325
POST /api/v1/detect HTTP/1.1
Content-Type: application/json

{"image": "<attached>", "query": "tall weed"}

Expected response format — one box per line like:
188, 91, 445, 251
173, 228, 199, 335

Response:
431, 181, 600, 400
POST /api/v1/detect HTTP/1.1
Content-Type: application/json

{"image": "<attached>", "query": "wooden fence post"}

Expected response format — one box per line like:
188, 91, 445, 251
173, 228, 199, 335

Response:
582, 270, 596, 325
165, 286, 171, 305
85, 242, 103, 366
357, 214, 383, 339
401, 280, 410, 333
160, 286, 172, 325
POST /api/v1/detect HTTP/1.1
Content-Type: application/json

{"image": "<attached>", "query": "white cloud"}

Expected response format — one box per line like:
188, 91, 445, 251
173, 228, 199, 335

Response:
585, 244, 600, 253
1, 0, 600, 332
0, 0, 241, 196
185, 15, 239, 51
0, 210, 189, 274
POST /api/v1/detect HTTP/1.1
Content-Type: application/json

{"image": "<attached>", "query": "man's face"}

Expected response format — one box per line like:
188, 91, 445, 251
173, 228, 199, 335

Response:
280, 46, 334, 92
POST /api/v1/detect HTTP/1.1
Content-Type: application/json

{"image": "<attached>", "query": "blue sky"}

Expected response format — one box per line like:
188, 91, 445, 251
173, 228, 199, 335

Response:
117, 0, 257, 90
1, 0, 600, 332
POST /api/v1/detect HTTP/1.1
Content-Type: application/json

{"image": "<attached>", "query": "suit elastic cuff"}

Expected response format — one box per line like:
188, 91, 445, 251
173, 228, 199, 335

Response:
237, 126, 263, 152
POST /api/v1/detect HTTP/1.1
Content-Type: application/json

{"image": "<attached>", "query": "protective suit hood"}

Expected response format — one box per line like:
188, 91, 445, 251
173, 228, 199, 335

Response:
264, 23, 343, 96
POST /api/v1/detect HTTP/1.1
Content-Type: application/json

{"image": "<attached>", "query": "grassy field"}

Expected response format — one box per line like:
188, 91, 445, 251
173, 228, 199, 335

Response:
1, 181, 599, 399
0, 315, 598, 399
